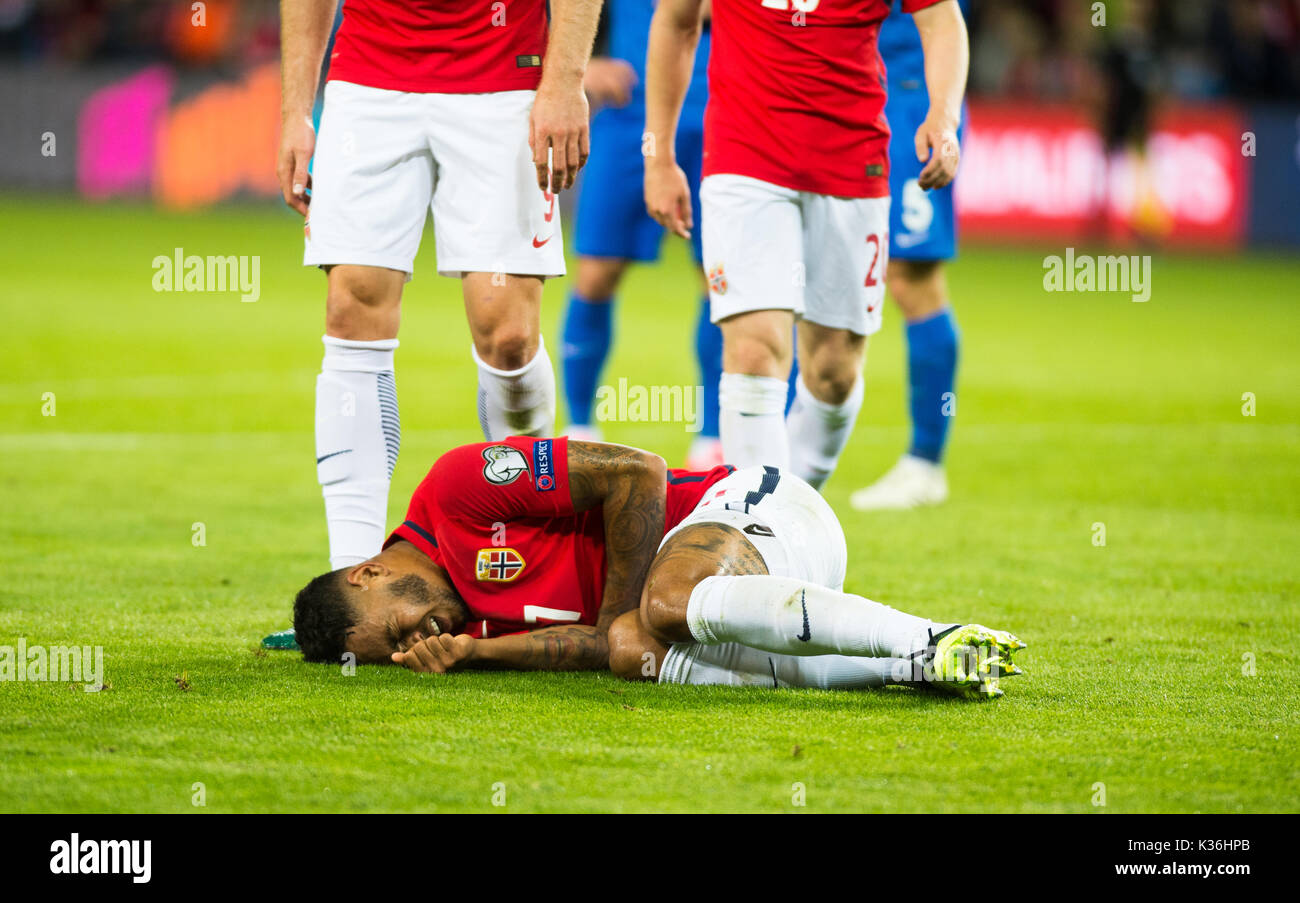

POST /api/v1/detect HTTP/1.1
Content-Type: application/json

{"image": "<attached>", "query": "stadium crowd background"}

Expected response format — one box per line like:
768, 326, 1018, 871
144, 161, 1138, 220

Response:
0, 1, 1297, 248
2, 0, 1297, 101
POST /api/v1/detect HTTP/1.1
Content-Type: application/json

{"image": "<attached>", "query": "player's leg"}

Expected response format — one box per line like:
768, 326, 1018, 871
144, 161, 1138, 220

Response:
849, 259, 956, 509
609, 605, 905, 690
786, 322, 866, 490
785, 192, 890, 489
305, 82, 432, 568
315, 265, 406, 569
850, 101, 962, 510
701, 175, 803, 471
461, 273, 555, 438
561, 256, 627, 439
717, 310, 795, 469
615, 517, 911, 690
635, 468, 1024, 696
639, 471, 941, 660
426, 89, 566, 440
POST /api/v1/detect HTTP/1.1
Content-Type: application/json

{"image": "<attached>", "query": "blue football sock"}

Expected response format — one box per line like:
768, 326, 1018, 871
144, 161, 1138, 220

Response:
694, 296, 723, 438
905, 307, 959, 463
785, 353, 800, 417
561, 291, 613, 427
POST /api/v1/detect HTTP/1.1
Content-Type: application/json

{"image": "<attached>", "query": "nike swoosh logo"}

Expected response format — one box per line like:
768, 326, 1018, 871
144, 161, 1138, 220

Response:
532, 235, 551, 248
796, 589, 811, 642
316, 449, 352, 464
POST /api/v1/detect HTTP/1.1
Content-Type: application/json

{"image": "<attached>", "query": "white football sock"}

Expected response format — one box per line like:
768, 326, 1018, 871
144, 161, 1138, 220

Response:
719, 372, 790, 469
316, 335, 400, 570
786, 374, 863, 490
473, 336, 556, 440
686, 574, 950, 660
660, 641, 913, 690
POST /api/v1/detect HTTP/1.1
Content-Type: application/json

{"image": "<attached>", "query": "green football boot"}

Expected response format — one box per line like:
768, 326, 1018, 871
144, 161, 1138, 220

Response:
261, 628, 300, 651
922, 624, 1026, 699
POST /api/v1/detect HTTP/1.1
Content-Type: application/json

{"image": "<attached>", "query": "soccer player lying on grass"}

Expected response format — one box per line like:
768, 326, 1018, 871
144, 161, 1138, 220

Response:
292, 438, 1025, 698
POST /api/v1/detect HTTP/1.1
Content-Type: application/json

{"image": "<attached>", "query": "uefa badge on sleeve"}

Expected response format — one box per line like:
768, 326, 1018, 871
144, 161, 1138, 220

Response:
533, 439, 555, 491
482, 445, 529, 485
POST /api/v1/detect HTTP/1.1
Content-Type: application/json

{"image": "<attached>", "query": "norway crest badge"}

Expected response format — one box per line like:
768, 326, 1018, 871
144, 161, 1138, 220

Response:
476, 547, 526, 582
707, 263, 728, 295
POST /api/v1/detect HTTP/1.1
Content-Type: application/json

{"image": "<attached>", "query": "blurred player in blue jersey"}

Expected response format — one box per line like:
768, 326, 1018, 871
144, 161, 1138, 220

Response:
561, 0, 723, 470
851, 0, 968, 511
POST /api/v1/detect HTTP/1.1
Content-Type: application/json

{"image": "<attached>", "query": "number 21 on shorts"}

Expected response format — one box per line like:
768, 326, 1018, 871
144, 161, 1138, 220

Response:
864, 232, 888, 288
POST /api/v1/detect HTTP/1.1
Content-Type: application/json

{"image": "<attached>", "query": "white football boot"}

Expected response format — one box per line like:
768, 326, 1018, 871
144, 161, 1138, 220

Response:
849, 454, 948, 510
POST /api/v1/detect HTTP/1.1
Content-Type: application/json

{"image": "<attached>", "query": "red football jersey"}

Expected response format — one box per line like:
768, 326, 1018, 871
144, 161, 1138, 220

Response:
385, 437, 734, 639
703, 0, 945, 198
327, 0, 549, 94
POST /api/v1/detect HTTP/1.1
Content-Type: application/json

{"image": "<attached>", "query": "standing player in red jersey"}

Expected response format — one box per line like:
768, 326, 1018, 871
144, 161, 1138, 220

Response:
643, 0, 968, 491
291, 438, 1024, 699
277, 1, 601, 572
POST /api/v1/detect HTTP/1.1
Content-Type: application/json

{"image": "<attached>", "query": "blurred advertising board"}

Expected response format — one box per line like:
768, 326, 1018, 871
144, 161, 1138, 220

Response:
955, 101, 1259, 250
0, 64, 1295, 250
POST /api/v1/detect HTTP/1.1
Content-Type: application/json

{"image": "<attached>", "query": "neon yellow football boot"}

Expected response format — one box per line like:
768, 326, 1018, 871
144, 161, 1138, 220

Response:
922, 624, 1026, 699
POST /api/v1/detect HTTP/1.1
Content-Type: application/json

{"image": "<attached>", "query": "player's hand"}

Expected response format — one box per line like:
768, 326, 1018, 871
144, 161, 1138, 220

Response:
583, 57, 638, 108
531, 76, 591, 193
644, 158, 693, 240
915, 115, 960, 190
391, 633, 477, 674
277, 114, 316, 216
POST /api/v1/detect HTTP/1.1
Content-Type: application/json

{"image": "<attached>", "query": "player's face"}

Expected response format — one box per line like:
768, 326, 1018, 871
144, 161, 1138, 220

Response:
345, 567, 470, 664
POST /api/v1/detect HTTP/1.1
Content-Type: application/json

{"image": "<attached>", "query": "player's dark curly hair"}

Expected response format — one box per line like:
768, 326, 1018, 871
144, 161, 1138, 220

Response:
293, 569, 357, 664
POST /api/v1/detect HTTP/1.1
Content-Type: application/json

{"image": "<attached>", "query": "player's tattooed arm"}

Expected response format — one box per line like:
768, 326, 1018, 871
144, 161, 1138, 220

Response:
394, 626, 608, 672
468, 625, 609, 672
567, 441, 669, 633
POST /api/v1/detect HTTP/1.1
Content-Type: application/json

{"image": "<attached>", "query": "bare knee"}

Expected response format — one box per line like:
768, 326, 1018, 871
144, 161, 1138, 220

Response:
797, 325, 864, 405
575, 257, 627, 301
886, 259, 946, 321
464, 273, 542, 370
475, 322, 537, 370
324, 266, 404, 339
799, 358, 859, 404
720, 313, 794, 378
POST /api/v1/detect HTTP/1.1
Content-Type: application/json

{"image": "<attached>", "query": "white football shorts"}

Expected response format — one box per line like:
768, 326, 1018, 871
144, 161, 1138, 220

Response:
304, 81, 565, 279
700, 173, 889, 335
660, 465, 847, 590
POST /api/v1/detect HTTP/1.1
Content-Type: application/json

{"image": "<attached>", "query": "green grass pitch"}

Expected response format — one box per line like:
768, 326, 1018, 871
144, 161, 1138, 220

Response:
1, 196, 1297, 813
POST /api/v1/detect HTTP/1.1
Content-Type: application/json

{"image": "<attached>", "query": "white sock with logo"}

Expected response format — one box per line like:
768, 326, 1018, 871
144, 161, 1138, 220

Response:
473, 336, 556, 440
786, 374, 864, 490
685, 575, 946, 660
316, 335, 400, 570
719, 372, 790, 469
660, 642, 913, 689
